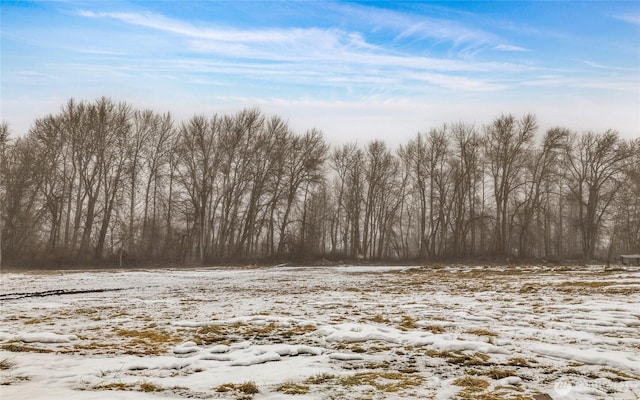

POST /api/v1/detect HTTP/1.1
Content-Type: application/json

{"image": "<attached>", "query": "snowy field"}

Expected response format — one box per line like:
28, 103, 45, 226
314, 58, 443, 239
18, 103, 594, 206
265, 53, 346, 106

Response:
1, 264, 639, 400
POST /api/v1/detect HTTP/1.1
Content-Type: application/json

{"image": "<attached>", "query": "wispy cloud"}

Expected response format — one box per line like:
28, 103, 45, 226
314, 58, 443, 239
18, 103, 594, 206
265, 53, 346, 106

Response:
77, 10, 341, 44
75, 8, 526, 93
614, 14, 640, 25
330, 3, 498, 53
493, 44, 529, 52
578, 60, 637, 72
3, 1, 638, 139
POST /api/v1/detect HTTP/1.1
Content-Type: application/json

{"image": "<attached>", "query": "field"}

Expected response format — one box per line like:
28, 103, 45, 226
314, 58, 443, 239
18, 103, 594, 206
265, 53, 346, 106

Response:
1, 264, 639, 399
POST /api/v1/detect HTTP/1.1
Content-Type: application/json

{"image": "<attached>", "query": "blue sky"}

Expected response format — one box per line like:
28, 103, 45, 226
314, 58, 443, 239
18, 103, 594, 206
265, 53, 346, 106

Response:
1, 1, 639, 144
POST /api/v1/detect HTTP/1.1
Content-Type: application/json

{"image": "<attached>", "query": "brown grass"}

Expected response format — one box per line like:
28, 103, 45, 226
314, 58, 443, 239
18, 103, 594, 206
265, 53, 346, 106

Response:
23, 317, 52, 325
466, 329, 499, 337
276, 381, 310, 394
558, 281, 616, 288
215, 381, 259, 395
370, 314, 391, 323
1, 343, 53, 353
424, 324, 446, 334
304, 373, 336, 384
428, 350, 492, 366
507, 357, 533, 367
92, 382, 137, 391
453, 376, 490, 392
471, 367, 518, 380
139, 380, 163, 392
399, 316, 418, 330
0, 358, 15, 370
113, 328, 181, 356
339, 371, 423, 392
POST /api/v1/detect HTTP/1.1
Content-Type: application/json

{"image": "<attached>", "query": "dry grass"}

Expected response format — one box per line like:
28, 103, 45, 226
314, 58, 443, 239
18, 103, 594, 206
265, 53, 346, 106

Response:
558, 281, 616, 288
370, 314, 391, 323
335, 342, 368, 353
471, 367, 518, 380
235, 322, 278, 337
466, 328, 499, 337
71, 340, 121, 355
428, 350, 492, 366
192, 324, 228, 345
398, 316, 418, 330
0, 358, 15, 370
453, 376, 490, 392
195, 321, 317, 344
112, 328, 181, 356
281, 324, 317, 337
339, 371, 423, 392
459, 392, 534, 400
424, 325, 446, 334
1, 343, 53, 353
0, 374, 31, 386
90, 380, 163, 392
603, 286, 640, 295
555, 280, 640, 295
92, 382, 137, 391
507, 357, 533, 367
23, 317, 52, 325
139, 380, 163, 392
215, 381, 259, 395
304, 373, 336, 384
601, 368, 640, 381
275, 381, 310, 394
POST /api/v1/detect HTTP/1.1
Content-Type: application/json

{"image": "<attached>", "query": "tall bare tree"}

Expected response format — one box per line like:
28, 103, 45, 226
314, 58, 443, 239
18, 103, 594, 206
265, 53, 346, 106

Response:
176, 115, 219, 263
565, 131, 634, 261
484, 114, 537, 257
0, 122, 11, 267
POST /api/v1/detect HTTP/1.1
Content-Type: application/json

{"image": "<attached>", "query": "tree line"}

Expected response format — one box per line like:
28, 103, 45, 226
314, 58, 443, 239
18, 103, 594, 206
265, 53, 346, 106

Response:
0, 97, 638, 267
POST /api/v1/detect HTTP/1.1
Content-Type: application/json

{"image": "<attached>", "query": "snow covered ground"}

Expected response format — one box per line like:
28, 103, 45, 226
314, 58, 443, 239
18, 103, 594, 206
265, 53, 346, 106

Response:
1, 264, 639, 399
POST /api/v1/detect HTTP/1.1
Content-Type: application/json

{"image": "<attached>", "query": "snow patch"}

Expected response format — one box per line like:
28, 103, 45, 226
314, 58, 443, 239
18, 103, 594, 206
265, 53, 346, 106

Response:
2, 332, 79, 343
329, 352, 364, 361
530, 343, 640, 372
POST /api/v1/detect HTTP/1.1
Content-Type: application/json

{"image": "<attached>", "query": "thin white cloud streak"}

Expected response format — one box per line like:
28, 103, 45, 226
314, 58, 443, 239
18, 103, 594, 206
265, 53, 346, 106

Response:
328, 2, 531, 58
579, 60, 638, 72
76, 5, 508, 55
74, 9, 535, 75
407, 72, 507, 92
77, 10, 342, 44
331, 3, 494, 49
188, 37, 531, 73
75, 8, 531, 93
614, 14, 640, 25
493, 44, 529, 52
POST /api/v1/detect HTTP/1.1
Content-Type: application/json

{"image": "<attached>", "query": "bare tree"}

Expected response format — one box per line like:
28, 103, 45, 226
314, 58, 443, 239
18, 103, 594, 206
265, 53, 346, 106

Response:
141, 112, 175, 259
565, 131, 634, 261
484, 114, 537, 257
400, 133, 429, 258
361, 140, 399, 259
329, 143, 362, 258
93, 98, 132, 260
1, 135, 44, 262
0, 122, 11, 267
610, 138, 640, 256
176, 115, 219, 263
4, 97, 638, 266
515, 128, 568, 258
448, 122, 482, 258
426, 127, 452, 258
276, 129, 328, 257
